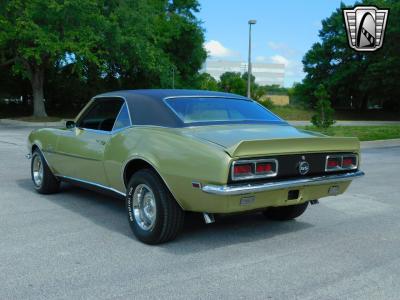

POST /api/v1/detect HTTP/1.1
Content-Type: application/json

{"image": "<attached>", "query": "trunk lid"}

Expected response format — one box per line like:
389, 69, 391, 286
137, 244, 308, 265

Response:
180, 124, 360, 157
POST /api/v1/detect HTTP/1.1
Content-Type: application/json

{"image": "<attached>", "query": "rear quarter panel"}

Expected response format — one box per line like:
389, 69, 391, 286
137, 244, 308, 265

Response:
104, 127, 232, 209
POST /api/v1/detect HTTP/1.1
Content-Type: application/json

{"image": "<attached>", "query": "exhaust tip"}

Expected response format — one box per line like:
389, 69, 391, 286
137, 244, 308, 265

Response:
203, 212, 215, 224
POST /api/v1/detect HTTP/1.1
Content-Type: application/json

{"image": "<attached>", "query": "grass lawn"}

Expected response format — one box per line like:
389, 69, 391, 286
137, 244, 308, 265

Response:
270, 106, 314, 120
270, 105, 400, 121
300, 125, 400, 141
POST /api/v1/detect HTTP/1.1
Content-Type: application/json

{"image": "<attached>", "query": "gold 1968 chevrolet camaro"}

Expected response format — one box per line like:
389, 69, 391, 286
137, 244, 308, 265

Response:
27, 89, 364, 244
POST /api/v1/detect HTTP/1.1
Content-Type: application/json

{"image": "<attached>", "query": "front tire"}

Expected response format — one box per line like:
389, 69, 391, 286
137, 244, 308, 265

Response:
263, 202, 309, 221
31, 149, 60, 194
126, 169, 184, 244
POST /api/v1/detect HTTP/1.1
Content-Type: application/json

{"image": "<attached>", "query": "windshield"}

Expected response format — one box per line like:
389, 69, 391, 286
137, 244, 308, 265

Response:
165, 97, 284, 125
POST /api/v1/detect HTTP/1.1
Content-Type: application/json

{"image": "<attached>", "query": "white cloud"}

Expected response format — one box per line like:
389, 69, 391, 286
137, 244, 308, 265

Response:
203, 39, 305, 86
265, 42, 305, 86
265, 54, 304, 86
267, 41, 298, 57
270, 55, 289, 66
282, 60, 304, 86
255, 56, 267, 62
267, 41, 283, 50
256, 54, 289, 66
203, 40, 239, 58
286, 61, 304, 77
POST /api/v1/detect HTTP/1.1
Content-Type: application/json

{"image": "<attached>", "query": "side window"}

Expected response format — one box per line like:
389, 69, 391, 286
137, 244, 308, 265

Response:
78, 98, 123, 131
113, 103, 131, 131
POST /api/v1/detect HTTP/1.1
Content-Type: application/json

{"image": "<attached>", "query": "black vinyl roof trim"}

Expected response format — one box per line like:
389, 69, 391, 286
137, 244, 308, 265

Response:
93, 89, 251, 128
96, 89, 249, 101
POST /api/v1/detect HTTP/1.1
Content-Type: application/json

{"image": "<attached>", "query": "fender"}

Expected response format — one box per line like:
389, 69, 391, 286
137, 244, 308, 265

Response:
121, 155, 184, 209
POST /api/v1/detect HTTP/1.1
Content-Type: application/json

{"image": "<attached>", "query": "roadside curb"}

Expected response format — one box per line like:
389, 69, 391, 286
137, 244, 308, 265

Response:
361, 138, 400, 149
0, 119, 65, 127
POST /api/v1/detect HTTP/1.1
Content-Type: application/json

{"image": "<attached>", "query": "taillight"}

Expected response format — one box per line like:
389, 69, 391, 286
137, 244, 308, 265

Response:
256, 162, 273, 173
342, 155, 357, 169
326, 154, 358, 172
233, 164, 252, 176
231, 159, 278, 181
326, 156, 341, 170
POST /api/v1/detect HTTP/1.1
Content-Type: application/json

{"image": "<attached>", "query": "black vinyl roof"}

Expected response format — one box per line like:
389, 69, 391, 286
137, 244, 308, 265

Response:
94, 89, 249, 127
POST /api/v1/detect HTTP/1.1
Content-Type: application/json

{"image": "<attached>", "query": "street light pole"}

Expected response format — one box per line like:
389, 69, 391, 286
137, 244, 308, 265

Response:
247, 19, 256, 98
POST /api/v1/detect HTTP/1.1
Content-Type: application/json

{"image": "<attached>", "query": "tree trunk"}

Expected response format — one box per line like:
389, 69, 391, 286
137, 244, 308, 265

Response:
31, 67, 47, 117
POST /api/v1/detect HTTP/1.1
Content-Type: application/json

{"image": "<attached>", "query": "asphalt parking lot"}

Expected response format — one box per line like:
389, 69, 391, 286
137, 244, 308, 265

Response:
1, 125, 400, 299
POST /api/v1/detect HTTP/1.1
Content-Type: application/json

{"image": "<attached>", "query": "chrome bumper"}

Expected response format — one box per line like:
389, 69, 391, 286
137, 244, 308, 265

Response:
201, 170, 365, 196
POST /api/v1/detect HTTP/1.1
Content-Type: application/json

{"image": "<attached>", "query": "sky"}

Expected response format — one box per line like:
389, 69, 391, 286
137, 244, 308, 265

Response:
197, 0, 356, 87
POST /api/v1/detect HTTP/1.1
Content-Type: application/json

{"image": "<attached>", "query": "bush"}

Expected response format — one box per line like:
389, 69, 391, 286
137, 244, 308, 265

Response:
258, 97, 275, 110
311, 84, 335, 128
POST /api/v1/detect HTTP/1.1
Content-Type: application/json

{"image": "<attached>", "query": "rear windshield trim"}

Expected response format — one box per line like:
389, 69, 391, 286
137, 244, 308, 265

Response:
163, 96, 286, 126
181, 120, 288, 127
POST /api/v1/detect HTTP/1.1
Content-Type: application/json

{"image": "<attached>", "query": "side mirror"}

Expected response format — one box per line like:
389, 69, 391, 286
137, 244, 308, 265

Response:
66, 120, 76, 129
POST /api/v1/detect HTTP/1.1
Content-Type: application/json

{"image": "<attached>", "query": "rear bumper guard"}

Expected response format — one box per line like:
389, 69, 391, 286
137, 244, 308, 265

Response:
201, 170, 365, 196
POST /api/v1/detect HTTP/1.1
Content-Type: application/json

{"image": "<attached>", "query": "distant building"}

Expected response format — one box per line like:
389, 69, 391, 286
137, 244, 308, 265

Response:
202, 60, 285, 87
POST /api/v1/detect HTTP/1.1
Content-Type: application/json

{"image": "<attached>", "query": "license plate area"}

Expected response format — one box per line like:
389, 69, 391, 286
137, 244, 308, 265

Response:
288, 189, 300, 200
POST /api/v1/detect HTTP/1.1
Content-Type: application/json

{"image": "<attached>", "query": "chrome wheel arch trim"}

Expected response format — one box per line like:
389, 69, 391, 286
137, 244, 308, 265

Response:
30, 143, 56, 174
121, 155, 184, 209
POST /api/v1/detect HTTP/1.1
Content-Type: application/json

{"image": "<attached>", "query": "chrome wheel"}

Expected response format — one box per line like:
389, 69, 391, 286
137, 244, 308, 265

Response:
132, 184, 157, 231
32, 154, 44, 187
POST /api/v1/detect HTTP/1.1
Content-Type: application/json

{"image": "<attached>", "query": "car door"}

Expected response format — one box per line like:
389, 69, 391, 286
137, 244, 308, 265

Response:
54, 97, 124, 185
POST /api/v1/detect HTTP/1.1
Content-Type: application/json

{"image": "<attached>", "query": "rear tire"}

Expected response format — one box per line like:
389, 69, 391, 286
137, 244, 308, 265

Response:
31, 149, 60, 194
263, 202, 309, 221
126, 169, 184, 244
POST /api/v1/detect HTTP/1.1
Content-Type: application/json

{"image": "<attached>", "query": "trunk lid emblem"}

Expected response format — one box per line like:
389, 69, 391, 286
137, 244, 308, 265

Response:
298, 161, 310, 175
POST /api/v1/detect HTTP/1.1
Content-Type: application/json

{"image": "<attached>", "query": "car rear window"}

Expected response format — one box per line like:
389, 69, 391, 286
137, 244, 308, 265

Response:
165, 97, 284, 125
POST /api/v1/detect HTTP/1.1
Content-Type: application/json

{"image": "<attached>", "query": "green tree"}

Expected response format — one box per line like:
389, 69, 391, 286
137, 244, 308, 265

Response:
241, 72, 261, 99
311, 84, 335, 128
297, 0, 400, 112
241, 72, 255, 85
194, 73, 219, 91
98, 0, 206, 90
0, 0, 108, 116
0, 0, 207, 117
252, 85, 267, 101
218, 72, 246, 96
